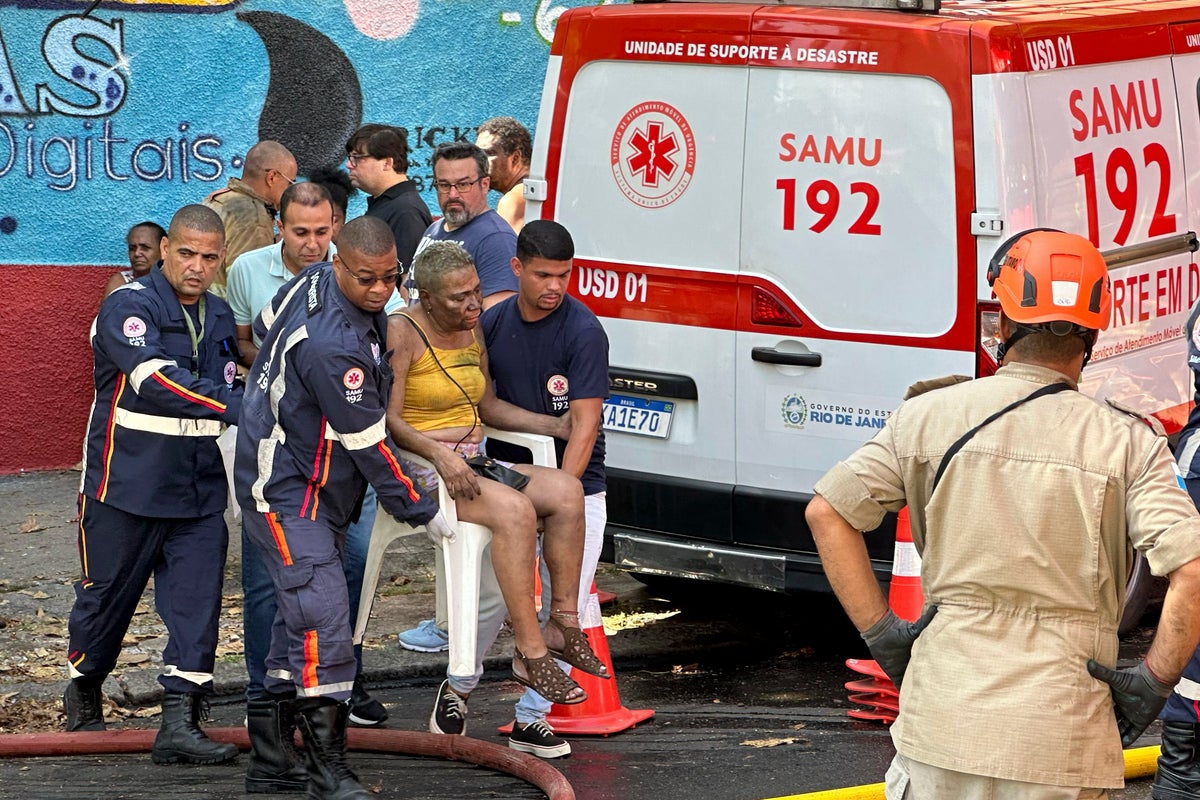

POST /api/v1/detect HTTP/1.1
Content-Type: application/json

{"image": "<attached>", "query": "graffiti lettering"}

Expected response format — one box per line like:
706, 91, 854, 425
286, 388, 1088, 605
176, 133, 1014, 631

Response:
0, 119, 224, 190
0, 14, 128, 118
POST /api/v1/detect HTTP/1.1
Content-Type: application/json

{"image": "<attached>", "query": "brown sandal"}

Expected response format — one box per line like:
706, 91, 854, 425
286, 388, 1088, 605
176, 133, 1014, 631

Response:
546, 613, 611, 679
512, 648, 587, 705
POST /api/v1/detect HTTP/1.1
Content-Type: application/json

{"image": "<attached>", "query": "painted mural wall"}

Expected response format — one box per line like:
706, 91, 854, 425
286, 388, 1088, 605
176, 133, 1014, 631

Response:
0, 0, 625, 473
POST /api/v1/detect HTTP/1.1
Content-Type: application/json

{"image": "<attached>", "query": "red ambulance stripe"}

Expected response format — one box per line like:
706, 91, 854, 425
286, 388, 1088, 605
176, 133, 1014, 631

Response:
150, 371, 226, 413
302, 630, 319, 690
264, 512, 293, 567
569, 260, 976, 351
378, 443, 420, 502
1152, 400, 1189, 436
97, 374, 126, 502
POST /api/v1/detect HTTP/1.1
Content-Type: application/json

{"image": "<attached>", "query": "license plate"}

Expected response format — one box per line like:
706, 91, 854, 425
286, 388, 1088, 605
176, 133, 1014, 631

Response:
603, 394, 674, 438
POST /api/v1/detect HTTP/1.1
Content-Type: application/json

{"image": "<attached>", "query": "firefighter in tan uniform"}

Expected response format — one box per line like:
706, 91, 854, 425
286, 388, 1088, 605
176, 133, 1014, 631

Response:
808, 230, 1200, 799
203, 140, 297, 296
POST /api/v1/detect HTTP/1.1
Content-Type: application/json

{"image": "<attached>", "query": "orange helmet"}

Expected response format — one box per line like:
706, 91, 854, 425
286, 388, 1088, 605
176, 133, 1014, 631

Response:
987, 229, 1112, 331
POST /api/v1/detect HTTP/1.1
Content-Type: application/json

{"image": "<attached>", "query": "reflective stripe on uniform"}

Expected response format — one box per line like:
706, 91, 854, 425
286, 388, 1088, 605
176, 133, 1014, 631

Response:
163, 664, 214, 686
1178, 432, 1200, 480
129, 358, 177, 393
323, 416, 386, 451
296, 680, 355, 698
251, 325, 309, 512
1175, 676, 1200, 701
259, 276, 308, 334
114, 407, 224, 437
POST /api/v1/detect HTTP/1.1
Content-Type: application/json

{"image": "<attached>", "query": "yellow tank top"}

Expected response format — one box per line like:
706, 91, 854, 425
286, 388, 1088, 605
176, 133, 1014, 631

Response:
400, 314, 485, 432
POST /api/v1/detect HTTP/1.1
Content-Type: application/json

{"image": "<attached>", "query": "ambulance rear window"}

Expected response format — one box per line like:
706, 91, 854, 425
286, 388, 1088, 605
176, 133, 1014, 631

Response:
555, 61, 748, 272
554, 60, 956, 339
741, 69, 957, 337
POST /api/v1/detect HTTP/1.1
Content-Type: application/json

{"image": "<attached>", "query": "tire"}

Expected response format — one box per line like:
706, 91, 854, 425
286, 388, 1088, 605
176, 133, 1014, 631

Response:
1119, 550, 1152, 636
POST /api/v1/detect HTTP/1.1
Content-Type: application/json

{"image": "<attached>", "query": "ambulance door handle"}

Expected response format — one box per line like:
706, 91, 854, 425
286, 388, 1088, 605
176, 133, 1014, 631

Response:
751, 347, 822, 367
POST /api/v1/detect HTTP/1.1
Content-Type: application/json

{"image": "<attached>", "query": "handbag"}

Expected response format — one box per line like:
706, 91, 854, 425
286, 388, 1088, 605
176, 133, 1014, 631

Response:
465, 454, 530, 491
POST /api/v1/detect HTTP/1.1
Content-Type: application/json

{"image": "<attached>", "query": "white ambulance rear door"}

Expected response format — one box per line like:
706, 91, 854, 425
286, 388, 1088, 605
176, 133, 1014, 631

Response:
543, 10, 754, 524
733, 13, 977, 527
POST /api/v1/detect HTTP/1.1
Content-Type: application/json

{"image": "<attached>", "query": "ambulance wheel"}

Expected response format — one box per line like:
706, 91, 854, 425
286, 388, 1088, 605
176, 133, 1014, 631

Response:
1118, 550, 1151, 636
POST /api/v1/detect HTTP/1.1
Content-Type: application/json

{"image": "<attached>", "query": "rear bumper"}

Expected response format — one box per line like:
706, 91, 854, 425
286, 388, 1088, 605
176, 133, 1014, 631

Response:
605, 525, 891, 594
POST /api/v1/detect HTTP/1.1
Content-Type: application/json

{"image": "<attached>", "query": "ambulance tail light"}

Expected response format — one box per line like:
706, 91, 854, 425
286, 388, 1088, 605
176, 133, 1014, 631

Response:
751, 287, 804, 328
978, 302, 1001, 377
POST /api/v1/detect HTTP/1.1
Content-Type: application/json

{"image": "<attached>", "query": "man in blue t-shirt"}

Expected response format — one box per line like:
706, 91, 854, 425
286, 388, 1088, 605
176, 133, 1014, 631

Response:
409, 141, 517, 309
479, 220, 610, 758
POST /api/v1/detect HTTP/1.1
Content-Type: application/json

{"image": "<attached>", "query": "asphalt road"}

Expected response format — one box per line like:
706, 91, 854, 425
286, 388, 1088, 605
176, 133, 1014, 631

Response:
0, 471, 1165, 799
0, 582, 1161, 800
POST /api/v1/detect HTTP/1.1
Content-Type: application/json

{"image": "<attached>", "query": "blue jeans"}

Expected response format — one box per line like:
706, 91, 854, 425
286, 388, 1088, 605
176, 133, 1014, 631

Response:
242, 485, 377, 699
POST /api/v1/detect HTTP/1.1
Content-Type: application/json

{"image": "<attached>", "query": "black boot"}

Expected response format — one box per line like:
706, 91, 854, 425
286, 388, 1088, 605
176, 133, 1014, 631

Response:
63, 678, 105, 732
1154, 721, 1200, 799
295, 697, 371, 800
151, 691, 239, 765
246, 693, 307, 793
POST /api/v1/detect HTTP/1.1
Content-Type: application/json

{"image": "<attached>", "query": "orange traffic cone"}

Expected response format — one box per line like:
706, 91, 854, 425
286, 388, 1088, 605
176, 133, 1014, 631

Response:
888, 506, 923, 622
501, 583, 654, 735
844, 506, 923, 722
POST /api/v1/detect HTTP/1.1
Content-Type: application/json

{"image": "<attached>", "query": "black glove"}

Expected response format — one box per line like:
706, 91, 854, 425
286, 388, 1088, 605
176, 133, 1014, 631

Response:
1087, 659, 1174, 748
860, 606, 938, 689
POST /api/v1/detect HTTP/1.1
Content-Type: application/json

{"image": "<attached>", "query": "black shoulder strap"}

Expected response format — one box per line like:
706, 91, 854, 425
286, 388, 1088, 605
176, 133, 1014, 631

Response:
399, 312, 431, 349
931, 382, 1071, 493
398, 311, 479, 446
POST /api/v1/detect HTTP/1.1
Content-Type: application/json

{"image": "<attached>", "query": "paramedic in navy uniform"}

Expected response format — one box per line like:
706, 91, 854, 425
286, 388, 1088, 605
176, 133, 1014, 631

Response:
235, 215, 451, 800
1158, 297, 1200, 799
65, 204, 243, 768
481, 220, 611, 757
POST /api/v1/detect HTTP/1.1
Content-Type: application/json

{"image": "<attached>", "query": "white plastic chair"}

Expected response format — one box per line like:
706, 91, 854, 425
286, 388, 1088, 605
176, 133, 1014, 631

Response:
353, 427, 557, 678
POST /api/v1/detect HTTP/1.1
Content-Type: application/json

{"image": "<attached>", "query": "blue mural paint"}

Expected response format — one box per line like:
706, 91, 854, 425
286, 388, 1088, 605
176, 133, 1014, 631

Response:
0, 0, 628, 264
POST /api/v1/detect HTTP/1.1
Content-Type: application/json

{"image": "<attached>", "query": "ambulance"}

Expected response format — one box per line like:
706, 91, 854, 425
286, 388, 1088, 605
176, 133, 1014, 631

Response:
524, 0, 1200, 624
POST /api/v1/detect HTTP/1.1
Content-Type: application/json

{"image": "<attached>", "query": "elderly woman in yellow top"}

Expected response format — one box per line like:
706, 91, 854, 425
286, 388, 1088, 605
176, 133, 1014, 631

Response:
385, 240, 607, 716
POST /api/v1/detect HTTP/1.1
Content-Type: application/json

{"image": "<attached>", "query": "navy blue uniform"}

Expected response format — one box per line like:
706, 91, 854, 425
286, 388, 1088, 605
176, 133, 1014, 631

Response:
70, 265, 242, 694
482, 294, 609, 494
235, 263, 436, 700
1169, 298, 1200, 722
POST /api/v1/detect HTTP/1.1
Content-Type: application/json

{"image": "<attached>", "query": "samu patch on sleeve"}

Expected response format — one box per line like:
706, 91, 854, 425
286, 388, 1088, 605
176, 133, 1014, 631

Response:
123, 316, 147, 346
343, 367, 365, 403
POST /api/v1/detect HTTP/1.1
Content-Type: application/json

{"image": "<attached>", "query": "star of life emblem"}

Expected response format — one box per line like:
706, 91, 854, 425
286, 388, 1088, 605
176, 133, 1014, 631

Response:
610, 101, 696, 209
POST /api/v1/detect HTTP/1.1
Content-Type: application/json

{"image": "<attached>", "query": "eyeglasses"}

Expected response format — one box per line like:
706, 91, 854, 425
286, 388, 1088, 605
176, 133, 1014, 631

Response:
433, 177, 483, 194
346, 152, 373, 166
337, 255, 402, 287
271, 169, 296, 185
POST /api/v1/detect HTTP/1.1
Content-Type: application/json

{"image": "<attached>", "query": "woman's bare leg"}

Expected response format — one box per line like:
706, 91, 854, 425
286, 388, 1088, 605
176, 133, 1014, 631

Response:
517, 466, 586, 627
457, 481, 547, 657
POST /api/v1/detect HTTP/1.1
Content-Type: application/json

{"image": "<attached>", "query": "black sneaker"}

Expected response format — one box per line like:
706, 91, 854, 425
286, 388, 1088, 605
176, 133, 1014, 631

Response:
348, 677, 388, 727
428, 680, 468, 736
508, 719, 571, 759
